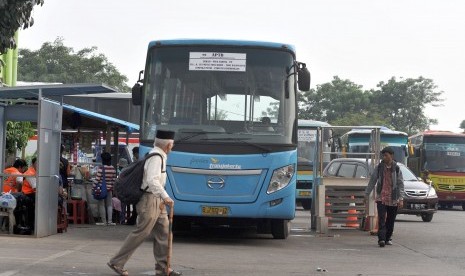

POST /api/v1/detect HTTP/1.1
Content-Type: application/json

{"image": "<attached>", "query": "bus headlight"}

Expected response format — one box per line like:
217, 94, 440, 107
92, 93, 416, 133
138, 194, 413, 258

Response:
267, 164, 295, 194
428, 187, 437, 197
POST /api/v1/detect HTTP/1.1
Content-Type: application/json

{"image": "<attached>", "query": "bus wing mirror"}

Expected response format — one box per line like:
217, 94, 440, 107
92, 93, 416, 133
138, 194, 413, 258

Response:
132, 70, 144, 106
132, 83, 143, 105
297, 63, 311, 91
408, 144, 414, 156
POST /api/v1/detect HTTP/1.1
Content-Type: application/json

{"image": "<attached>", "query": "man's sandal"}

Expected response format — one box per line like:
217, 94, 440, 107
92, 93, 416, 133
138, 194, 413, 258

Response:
107, 262, 129, 276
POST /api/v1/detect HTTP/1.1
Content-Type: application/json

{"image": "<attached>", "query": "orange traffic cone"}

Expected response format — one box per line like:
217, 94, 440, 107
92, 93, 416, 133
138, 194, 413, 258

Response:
346, 196, 359, 228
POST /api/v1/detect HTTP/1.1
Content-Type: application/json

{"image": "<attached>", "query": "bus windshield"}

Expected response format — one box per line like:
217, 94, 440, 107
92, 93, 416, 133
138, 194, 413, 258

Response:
424, 142, 465, 172
141, 46, 296, 153
297, 129, 316, 165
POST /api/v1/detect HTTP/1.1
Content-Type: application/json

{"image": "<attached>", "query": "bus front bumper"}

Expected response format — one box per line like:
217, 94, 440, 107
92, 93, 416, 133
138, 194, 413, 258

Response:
172, 193, 295, 220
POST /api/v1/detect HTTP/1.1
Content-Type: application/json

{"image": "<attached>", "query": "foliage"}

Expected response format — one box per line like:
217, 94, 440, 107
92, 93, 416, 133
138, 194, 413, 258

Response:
330, 112, 389, 128
298, 76, 443, 135
5, 121, 35, 154
299, 76, 372, 123
0, 0, 44, 54
264, 102, 279, 120
371, 77, 443, 135
18, 37, 130, 92
211, 110, 228, 120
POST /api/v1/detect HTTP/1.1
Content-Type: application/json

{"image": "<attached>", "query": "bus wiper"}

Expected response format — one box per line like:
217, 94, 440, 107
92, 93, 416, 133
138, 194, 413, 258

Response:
175, 131, 225, 143
202, 137, 272, 153
175, 131, 208, 143
436, 168, 459, 172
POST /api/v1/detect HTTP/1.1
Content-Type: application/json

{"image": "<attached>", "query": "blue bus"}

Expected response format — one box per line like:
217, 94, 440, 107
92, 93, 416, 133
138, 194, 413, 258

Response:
343, 127, 409, 164
296, 120, 331, 210
132, 39, 310, 238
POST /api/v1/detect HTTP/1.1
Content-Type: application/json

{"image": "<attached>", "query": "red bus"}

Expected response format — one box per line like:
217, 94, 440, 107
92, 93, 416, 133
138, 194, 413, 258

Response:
408, 131, 465, 210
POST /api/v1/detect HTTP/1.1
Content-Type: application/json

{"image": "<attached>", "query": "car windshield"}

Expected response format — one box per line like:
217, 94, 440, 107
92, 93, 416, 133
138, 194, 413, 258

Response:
399, 165, 418, 181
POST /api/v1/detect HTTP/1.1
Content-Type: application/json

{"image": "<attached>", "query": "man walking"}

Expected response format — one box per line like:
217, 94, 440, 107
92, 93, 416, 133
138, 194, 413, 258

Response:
365, 146, 405, 247
107, 130, 182, 276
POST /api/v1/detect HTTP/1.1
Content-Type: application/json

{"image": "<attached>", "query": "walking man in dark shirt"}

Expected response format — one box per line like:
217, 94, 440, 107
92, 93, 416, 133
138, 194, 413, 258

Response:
365, 146, 405, 247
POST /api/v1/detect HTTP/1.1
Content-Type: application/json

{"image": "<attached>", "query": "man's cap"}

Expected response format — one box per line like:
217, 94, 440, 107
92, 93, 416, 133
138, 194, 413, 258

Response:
156, 130, 175, 140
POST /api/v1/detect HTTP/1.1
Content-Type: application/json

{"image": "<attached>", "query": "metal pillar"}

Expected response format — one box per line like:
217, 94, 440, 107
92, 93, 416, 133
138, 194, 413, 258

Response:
0, 104, 5, 174
36, 95, 62, 237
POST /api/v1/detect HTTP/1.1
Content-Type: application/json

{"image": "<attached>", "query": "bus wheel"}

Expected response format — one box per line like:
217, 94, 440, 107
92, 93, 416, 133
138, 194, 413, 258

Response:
421, 213, 433, 222
462, 203, 465, 211
301, 200, 312, 210
447, 203, 454, 209
271, 219, 290, 239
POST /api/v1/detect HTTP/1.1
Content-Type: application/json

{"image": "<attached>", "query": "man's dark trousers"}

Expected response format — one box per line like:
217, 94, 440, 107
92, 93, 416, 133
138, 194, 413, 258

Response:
377, 202, 398, 242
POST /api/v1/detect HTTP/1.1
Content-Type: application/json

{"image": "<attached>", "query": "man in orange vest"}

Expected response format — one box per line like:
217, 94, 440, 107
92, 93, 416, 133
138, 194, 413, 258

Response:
22, 157, 37, 196
3, 159, 27, 193
22, 157, 37, 230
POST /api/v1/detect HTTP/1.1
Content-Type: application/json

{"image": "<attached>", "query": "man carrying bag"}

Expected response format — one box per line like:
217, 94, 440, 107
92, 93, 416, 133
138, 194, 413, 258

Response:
107, 130, 182, 276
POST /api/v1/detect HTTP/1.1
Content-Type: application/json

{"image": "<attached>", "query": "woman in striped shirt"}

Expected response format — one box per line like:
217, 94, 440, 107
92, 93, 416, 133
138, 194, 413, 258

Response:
94, 152, 117, 225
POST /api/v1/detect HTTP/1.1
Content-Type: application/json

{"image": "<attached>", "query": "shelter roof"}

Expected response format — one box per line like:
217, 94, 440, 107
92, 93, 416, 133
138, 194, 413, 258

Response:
0, 83, 117, 99
0, 84, 138, 132
62, 103, 139, 133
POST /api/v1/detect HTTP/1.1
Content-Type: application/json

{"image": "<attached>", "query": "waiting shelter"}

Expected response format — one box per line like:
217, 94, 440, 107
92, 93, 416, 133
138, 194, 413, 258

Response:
0, 84, 138, 237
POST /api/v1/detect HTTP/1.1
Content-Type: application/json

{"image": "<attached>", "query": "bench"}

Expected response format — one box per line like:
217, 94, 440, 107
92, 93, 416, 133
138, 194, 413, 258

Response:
0, 207, 16, 234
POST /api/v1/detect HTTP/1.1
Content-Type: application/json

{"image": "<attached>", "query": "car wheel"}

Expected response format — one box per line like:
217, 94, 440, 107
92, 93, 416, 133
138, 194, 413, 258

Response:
301, 200, 312, 210
271, 219, 290, 239
421, 213, 433, 222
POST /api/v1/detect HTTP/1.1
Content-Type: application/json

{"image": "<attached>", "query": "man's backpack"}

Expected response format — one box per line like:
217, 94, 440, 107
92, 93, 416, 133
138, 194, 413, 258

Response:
114, 152, 163, 205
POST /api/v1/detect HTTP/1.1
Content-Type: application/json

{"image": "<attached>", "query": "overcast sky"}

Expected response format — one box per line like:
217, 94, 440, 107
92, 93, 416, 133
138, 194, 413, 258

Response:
19, 0, 465, 132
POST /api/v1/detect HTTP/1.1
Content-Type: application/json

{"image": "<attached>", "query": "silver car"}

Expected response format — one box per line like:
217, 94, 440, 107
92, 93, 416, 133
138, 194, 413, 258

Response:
323, 158, 438, 222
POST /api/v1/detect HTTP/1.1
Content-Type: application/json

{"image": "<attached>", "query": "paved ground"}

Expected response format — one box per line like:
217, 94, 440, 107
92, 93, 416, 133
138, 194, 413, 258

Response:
0, 208, 464, 276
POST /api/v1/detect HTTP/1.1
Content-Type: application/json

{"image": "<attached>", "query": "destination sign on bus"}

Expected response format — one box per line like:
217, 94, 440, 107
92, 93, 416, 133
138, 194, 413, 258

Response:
298, 129, 317, 142
189, 52, 246, 72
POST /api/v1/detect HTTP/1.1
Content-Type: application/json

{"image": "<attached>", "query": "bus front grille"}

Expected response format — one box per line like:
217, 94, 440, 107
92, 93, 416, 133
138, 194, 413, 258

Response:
437, 184, 465, 192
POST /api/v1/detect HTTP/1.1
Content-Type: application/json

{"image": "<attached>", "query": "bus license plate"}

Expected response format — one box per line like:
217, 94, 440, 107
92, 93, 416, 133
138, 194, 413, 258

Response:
299, 191, 311, 196
202, 206, 229, 216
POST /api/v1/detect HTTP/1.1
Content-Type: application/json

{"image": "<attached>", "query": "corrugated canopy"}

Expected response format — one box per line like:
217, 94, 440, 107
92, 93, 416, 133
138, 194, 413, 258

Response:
0, 84, 139, 132
62, 103, 139, 133
0, 83, 118, 99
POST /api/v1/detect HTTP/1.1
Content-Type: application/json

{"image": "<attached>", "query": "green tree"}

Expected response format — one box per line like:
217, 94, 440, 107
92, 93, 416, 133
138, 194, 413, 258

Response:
298, 76, 373, 124
371, 77, 443, 135
0, 0, 44, 54
18, 38, 130, 92
211, 109, 228, 120
6, 121, 35, 155
330, 112, 389, 127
